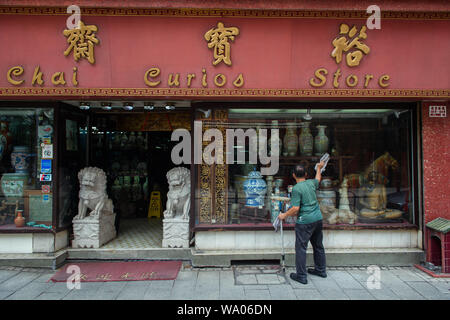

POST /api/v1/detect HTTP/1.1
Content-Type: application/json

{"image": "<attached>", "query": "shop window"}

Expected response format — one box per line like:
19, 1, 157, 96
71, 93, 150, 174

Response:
195, 108, 415, 228
57, 106, 88, 228
0, 108, 54, 229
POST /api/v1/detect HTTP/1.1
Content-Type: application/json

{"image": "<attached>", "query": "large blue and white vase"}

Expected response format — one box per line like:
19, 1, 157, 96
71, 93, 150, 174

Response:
243, 169, 267, 208
11, 146, 30, 173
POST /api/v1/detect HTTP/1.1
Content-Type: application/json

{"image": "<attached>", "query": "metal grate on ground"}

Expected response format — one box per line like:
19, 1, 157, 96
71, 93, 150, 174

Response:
101, 218, 163, 249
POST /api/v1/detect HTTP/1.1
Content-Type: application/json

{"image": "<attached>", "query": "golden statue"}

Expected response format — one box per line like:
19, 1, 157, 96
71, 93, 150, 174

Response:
359, 172, 402, 219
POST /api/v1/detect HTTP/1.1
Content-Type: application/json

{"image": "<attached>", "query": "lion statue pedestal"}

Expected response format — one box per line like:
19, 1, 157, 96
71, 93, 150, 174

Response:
162, 167, 190, 248
72, 167, 116, 249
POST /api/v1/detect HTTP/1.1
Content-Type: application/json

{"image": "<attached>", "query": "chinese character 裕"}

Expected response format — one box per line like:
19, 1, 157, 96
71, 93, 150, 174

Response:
63, 21, 99, 64
331, 23, 370, 67
204, 22, 239, 66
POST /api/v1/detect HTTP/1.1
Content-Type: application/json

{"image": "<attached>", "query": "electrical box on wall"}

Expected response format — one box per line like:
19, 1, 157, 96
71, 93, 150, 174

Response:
429, 105, 447, 118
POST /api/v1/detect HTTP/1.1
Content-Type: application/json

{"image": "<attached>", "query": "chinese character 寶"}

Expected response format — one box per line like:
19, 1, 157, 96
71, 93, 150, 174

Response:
63, 21, 99, 64
204, 22, 239, 66
331, 23, 370, 67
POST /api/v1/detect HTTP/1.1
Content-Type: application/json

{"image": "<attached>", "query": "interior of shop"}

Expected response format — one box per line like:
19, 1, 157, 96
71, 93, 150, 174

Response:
84, 104, 190, 248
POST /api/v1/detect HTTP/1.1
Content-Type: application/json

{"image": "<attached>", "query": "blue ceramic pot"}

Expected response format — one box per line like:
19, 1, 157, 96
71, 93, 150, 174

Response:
243, 169, 267, 208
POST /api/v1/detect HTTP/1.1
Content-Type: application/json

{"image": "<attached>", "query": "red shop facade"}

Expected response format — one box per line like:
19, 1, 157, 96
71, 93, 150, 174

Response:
0, 1, 448, 267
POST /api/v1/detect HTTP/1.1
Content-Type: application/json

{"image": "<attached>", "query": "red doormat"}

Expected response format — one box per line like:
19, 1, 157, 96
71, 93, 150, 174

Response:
50, 261, 182, 282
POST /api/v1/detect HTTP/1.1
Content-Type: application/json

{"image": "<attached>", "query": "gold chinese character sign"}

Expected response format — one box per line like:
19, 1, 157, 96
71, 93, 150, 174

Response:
204, 22, 239, 66
63, 21, 99, 64
331, 23, 370, 67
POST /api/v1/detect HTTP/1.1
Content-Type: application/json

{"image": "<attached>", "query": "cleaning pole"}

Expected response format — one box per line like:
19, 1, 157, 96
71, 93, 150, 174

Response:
280, 218, 285, 273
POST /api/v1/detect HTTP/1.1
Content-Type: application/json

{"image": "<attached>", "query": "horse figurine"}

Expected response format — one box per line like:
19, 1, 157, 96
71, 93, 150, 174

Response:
344, 152, 399, 189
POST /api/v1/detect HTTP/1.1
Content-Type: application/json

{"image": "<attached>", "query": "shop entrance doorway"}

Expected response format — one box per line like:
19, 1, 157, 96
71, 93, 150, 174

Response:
87, 110, 189, 249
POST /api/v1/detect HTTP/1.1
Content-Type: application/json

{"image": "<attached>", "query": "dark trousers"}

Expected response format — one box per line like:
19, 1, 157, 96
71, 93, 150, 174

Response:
295, 220, 326, 279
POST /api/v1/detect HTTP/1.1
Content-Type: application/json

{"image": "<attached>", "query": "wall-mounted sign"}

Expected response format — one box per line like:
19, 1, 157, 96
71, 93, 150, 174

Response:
41, 184, 51, 194
0, 14, 448, 96
40, 159, 52, 173
39, 174, 52, 182
429, 105, 447, 118
41, 144, 53, 159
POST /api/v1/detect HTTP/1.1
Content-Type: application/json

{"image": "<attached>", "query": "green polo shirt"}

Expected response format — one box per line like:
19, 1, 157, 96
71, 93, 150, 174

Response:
290, 179, 322, 224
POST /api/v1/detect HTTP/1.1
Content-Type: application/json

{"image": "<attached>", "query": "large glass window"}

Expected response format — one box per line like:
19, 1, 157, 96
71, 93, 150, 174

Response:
195, 107, 415, 228
0, 108, 55, 229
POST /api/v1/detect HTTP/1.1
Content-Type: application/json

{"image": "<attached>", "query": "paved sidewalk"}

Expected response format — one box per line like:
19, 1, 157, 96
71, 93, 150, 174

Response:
0, 264, 448, 300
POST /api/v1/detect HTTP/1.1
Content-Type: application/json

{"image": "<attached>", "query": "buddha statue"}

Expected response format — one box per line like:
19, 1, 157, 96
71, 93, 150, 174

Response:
359, 171, 402, 219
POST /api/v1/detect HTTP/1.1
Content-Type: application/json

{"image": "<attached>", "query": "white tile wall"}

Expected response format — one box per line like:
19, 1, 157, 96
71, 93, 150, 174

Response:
216, 231, 235, 250
0, 234, 33, 253
195, 229, 420, 251
372, 231, 392, 248
235, 231, 255, 250
412, 230, 420, 249
32, 233, 54, 253
329, 231, 353, 248
391, 230, 411, 247
195, 231, 216, 250
55, 230, 69, 252
352, 230, 374, 248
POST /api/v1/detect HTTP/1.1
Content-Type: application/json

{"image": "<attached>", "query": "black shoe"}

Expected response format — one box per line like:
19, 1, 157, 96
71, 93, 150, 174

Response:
290, 273, 308, 284
307, 268, 327, 278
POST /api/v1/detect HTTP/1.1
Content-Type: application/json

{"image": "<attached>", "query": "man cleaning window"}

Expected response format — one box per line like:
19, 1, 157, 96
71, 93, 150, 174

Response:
278, 160, 327, 285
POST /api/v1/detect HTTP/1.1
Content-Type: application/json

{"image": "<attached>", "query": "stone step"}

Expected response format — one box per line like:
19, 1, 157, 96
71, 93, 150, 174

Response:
191, 248, 425, 268
0, 250, 67, 269
66, 247, 192, 261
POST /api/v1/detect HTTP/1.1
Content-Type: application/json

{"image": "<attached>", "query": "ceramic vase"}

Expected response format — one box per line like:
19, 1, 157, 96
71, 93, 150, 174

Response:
243, 169, 267, 208
11, 146, 30, 173
314, 125, 329, 156
299, 122, 313, 156
14, 210, 25, 227
283, 123, 298, 156
0, 173, 28, 198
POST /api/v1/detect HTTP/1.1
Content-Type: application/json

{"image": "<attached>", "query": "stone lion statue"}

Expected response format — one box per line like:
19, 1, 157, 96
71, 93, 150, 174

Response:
164, 167, 190, 220
75, 167, 114, 220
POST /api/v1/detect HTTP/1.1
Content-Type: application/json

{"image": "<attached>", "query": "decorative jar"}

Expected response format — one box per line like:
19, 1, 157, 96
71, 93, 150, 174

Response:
314, 125, 329, 156
14, 210, 25, 227
11, 146, 30, 173
299, 122, 313, 156
283, 123, 298, 156
243, 169, 267, 208
0, 173, 28, 198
